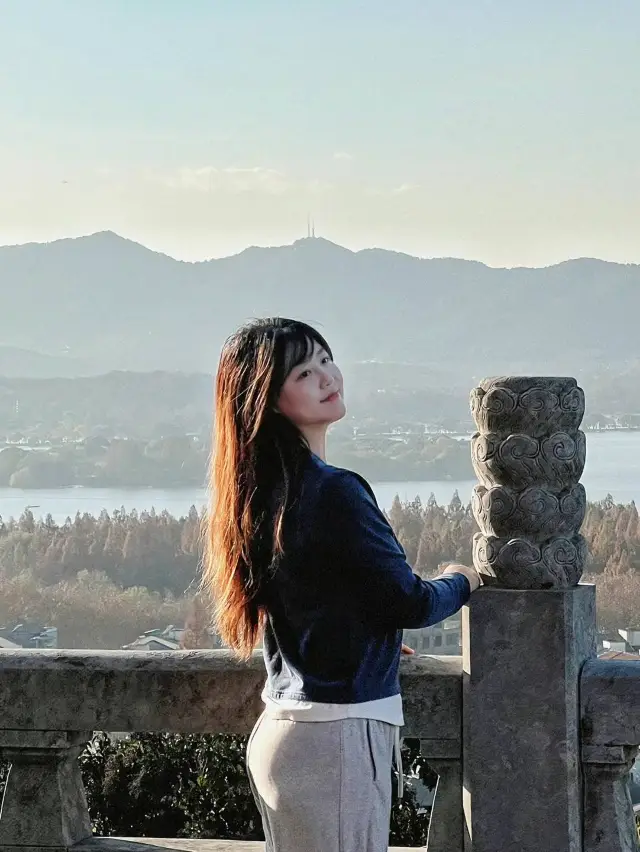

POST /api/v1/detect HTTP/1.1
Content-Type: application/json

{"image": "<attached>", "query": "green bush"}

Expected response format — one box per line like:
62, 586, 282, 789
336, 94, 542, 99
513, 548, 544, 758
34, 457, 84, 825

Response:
79, 732, 262, 840
79, 732, 434, 843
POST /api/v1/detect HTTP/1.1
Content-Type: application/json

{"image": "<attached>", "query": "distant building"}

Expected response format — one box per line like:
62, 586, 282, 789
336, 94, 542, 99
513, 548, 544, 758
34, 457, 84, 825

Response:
617, 627, 640, 651
0, 623, 58, 649
122, 625, 184, 651
404, 614, 461, 655
123, 634, 181, 651
123, 623, 223, 651
597, 626, 640, 657
405, 621, 640, 660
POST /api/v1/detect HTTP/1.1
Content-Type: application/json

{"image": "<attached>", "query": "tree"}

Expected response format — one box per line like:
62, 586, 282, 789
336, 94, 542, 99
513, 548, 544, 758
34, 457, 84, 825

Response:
387, 495, 405, 531
627, 503, 639, 541
0, 447, 28, 485
448, 489, 463, 515
181, 595, 213, 649
9, 454, 74, 488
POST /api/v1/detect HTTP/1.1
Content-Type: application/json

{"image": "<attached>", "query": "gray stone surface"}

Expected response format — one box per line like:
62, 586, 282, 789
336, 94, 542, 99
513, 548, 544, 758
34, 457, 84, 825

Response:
582, 658, 640, 747
3, 839, 416, 852
0, 650, 459, 741
0, 730, 92, 848
470, 376, 587, 588
399, 653, 461, 742
462, 585, 596, 852
74, 842, 265, 852
73, 837, 416, 852
423, 754, 463, 852
0, 651, 264, 737
582, 745, 640, 852
581, 660, 640, 851
72, 841, 415, 852
470, 376, 585, 437
0, 847, 71, 852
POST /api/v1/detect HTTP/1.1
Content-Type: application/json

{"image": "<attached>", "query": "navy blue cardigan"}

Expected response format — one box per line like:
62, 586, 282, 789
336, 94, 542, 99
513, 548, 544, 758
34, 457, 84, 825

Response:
261, 453, 471, 704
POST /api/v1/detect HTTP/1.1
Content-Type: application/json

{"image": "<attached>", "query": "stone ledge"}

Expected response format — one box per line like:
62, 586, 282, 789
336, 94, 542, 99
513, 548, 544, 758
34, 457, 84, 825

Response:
74, 840, 264, 852
0, 650, 461, 741
71, 839, 413, 851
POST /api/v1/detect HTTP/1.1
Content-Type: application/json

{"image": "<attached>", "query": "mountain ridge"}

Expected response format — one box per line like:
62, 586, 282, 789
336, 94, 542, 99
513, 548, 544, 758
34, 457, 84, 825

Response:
1, 231, 638, 378
4, 230, 636, 270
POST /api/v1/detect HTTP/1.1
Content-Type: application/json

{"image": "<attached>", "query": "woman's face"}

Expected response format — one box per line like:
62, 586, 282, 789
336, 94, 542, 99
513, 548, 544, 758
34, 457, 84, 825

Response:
276, 341, 346, 429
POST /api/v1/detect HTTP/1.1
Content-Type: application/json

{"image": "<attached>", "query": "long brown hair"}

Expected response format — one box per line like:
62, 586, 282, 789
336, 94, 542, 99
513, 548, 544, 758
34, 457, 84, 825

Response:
203, 318, 333, 658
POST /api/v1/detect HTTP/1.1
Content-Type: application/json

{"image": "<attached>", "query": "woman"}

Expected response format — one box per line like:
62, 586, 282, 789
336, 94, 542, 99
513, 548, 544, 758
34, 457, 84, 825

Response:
203, 317, 480, 852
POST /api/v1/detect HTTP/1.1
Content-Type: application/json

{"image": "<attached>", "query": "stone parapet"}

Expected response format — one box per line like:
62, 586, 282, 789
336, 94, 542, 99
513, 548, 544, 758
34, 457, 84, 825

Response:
0, 651, 464, 851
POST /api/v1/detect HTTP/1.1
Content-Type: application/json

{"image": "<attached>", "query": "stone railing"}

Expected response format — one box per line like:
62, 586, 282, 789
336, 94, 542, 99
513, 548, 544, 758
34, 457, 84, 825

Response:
581, 659, 640, 852
0, 650, 463, 852
2, 375, 640, 852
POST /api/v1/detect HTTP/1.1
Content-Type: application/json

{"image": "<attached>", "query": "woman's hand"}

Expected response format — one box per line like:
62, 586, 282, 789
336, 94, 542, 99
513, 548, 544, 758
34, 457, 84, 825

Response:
401, 643, 415, 655
441, 563, 482, 593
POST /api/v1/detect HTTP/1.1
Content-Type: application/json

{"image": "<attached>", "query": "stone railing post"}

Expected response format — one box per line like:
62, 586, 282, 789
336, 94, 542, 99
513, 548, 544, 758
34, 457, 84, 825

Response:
0, 730, 92, 851
402, 654, 464, 851
463, 377, 596, 852
581, 658, 640, 851
582, 745, 639, 852
421, 741, 464, 852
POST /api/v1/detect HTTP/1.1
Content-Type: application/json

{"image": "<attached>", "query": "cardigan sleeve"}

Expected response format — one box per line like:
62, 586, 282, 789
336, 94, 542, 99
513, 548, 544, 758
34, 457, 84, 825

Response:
320, 469, 471, 629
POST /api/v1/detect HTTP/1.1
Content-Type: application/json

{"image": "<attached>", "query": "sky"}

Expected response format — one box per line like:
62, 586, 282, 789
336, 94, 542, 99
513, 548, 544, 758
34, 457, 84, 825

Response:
0, 0, 638, 267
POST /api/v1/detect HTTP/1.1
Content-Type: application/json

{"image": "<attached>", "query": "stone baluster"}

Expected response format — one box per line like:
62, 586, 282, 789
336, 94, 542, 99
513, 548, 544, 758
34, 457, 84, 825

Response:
401, 654, 464, 850
582, 745, 640, 852
581, 658, 640, 851
0, 730, 92, 851
463, 377, 596, 852
421, 740, 464, 852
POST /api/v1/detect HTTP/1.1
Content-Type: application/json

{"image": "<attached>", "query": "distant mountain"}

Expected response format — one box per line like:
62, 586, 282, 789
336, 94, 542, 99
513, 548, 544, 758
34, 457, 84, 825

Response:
0, 346, 96, 378
1, 231, 638, 378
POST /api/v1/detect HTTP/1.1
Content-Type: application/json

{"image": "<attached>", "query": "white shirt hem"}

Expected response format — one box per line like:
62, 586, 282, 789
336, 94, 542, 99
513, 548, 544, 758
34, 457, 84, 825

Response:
261, 687, 404, 726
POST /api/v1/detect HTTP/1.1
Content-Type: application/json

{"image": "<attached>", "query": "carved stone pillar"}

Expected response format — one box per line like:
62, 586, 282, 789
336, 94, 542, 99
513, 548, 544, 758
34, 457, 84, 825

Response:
463, 376, 596, 852
0, 730, 92, 851
470, 376, 587, 588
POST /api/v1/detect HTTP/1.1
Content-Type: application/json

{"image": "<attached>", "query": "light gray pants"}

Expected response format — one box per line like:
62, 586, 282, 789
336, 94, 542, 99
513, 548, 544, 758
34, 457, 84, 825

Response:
246, 714, 395, 852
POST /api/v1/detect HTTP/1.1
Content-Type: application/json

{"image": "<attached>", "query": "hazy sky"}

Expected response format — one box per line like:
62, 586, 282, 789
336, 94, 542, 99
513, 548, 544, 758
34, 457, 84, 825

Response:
0, 0, 638, 266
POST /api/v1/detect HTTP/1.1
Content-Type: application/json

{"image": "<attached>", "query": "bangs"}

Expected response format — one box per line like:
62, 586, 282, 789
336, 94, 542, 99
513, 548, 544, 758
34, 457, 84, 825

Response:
274, 321, 333, 387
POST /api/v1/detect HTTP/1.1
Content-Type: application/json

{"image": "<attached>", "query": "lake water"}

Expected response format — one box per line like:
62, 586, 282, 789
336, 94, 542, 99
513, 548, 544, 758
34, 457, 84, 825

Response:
1, 431, 639, 523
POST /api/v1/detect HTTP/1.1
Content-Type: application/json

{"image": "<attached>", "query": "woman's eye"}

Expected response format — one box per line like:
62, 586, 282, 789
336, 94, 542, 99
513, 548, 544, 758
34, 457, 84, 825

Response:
298, 370, 311, 379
